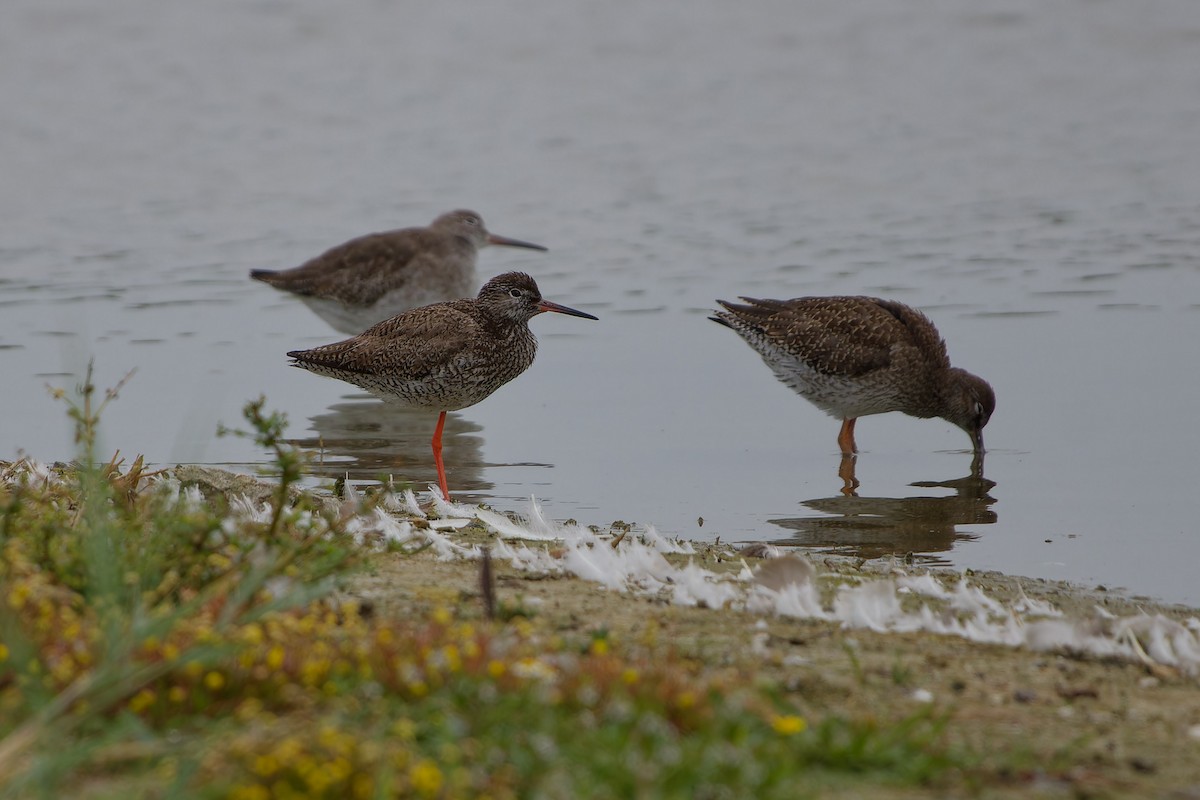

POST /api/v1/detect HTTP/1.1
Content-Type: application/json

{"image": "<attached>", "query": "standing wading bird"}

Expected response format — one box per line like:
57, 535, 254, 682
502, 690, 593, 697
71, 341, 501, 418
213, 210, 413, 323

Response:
252, 209, 547, 334
288, 272, 597, 501
710, 295, 994, 455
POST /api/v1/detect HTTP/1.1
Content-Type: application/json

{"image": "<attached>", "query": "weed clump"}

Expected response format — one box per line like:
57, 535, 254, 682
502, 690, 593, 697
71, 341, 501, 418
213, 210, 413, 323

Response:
0, 367, 356, 793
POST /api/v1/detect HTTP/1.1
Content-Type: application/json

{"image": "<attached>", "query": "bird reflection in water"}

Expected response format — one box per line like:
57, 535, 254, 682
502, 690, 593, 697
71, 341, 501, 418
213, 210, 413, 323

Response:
286, 396, 491, 495
768, 454, 996, 564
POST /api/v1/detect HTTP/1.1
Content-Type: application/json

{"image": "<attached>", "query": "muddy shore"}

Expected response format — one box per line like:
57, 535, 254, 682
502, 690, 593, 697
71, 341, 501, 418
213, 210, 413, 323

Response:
171, 464, 1200, 796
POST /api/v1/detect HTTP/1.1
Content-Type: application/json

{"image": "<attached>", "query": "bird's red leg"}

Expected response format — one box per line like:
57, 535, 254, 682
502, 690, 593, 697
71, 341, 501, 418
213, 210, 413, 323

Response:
432, 410, 451, 502
837, 418, 858, 455
838, 453, 860, 496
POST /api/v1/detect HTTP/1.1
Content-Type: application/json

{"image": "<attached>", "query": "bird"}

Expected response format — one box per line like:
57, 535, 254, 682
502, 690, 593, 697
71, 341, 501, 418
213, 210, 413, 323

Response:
252, 209, 547, 334
710, 295, 994, 455
287, 271, 597, 501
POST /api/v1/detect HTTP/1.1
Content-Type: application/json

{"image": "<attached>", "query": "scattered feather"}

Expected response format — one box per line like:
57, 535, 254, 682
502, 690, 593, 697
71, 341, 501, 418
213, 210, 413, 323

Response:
477, 507, 559, 541
429, 487, 478, 518
739, 543, 783, 559
428, 518, 471, 531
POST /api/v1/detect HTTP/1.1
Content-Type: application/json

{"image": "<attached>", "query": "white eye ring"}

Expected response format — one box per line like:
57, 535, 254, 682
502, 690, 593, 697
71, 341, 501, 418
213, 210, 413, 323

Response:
509, 288, 523, 298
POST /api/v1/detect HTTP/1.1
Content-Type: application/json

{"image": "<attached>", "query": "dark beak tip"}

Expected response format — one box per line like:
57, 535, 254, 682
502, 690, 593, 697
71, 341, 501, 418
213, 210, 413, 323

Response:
555, 308, 599, 321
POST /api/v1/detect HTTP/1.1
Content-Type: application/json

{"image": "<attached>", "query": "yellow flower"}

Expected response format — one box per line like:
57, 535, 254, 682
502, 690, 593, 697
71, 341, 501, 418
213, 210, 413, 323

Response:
228, 784, 270, 800
240, 623, 264, 646
432, 606, 452, 626
487, 660, 506, 679
204, 671, 226, 691
6, 583, 30, 610
266, 645, 285, 670
253, 754, 279, 777
410, 759, 443, 797
306, 763, 332, 795
325, 756, 353, 784
621, 668, 639, 685
272, 736, 303, 764
590, 639, 609, 656
352, 773, 374, 800
771, 714, 807, 736
391, 718, 417, 741
49, 656, 77, 684
301, 658, 330, 687
128, 688, 156, 714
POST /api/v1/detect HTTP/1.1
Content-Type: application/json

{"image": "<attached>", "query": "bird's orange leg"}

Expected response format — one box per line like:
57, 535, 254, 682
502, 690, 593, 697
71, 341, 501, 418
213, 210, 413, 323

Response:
838, 453, 860, 497
431, 410, 451, 502
837, 418, 857, 455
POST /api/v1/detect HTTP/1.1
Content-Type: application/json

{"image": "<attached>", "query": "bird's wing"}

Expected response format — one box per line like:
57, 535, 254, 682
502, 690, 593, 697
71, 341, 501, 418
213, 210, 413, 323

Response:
257, 229, 429, 305
868, 298, 950, 370
720, 296, 944, 377
288, 300, 482, 380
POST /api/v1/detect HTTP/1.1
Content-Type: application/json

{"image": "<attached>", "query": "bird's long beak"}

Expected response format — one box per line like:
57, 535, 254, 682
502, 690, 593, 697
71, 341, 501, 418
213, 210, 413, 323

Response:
970, 427, 985, 454
487, 234, 548, 252
537, 299, 598, 320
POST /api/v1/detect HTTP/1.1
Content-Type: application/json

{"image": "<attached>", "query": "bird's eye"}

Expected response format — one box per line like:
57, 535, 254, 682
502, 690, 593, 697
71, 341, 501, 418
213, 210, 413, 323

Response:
509, 288, 523, 298
466, 216, 480, 226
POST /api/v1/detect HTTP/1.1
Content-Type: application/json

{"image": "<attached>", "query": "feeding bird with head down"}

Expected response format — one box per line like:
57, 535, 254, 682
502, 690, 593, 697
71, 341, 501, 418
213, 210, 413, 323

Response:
711, 294, 994, 455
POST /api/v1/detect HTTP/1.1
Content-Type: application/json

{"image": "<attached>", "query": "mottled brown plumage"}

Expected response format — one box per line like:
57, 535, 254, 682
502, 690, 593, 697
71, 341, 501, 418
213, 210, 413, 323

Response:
711, 295, 994, 454
252, 210, 547, 334
289, 272, 597, 500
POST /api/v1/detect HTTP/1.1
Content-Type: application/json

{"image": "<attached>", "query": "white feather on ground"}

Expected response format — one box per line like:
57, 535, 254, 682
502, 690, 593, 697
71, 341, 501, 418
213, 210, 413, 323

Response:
403, 490, 1200, 676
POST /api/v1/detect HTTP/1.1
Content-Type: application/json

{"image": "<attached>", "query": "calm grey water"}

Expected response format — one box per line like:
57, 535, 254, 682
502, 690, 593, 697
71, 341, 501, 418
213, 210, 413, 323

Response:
3, 1, 1199, 603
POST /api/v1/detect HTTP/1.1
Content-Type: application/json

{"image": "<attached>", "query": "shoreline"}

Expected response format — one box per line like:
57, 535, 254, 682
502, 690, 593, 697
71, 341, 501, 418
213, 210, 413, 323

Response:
174, 464, 1199, 621
170, 464, 1200, 676
7, 458, 1200, 794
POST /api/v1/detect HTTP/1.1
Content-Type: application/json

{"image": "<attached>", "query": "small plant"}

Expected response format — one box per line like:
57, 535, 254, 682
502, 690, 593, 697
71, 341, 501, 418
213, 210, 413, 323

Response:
891, 659, 913, 687
0, 368, 356, 795
217, 396, 305, 541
